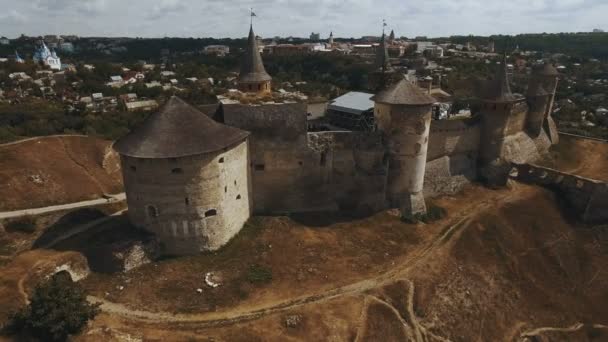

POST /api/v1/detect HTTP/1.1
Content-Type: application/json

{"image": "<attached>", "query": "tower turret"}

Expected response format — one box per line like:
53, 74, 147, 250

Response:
526, 62, 560, 141
328, 31, 334, 46
479, 55, 523, 165
389, 29, 395, 43
372, 79, 436, 217
368, 31, 399, 91
238, 25, 272, 96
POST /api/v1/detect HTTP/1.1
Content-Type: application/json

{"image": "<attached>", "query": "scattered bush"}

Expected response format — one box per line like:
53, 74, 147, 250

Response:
8, 273, 100, 342
401, 205, 447, 224
247, 264, 273, 284
5, 216, 37, 234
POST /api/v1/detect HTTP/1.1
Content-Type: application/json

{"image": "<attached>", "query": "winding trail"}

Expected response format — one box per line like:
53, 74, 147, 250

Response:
88, 186, 520, 327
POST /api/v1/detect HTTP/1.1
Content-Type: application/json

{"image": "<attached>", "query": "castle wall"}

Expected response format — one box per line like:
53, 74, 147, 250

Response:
510, 163, 608, 224
427, 118, 481, 161
424, 118, 481, 196
119, 140, 251, 255
224, 104, 387, 214
308, 131, 388, 213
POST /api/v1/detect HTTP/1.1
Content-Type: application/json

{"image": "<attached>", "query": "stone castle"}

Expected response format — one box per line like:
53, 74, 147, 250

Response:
114, 25, 560, 256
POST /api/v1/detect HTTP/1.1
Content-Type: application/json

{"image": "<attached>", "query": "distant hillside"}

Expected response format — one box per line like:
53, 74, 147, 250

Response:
0, 135, 123, 211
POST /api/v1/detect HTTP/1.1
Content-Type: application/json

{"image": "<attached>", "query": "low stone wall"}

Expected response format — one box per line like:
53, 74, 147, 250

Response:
509, 163, 608, 224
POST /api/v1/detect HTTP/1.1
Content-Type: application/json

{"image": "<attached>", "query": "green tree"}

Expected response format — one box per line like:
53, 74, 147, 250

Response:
9, 273, 100, 342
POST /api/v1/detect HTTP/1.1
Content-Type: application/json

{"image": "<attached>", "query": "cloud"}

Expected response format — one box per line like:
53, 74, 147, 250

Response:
0, 0, 604, 38
147, 0, 186, 20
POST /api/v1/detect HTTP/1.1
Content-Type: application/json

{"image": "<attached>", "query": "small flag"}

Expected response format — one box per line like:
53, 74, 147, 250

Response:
251, 8, 257, 17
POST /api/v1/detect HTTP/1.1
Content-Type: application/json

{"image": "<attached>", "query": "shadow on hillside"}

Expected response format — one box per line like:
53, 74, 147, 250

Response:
32, 208, 106, 249
33, 209, 156, 274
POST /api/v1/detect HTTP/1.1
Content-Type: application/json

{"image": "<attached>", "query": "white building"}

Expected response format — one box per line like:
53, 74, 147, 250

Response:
33, 41, 61, 70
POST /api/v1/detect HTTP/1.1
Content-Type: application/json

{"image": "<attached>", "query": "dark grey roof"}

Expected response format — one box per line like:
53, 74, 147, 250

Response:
113, 96, 249, 158
371, 79, 436, 106
482, 55, 519, 103
238, 25, 272, 84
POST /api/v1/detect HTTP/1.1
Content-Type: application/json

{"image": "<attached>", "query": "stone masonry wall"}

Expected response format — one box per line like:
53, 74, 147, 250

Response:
120, 140, 251, 255
510, 163, 608, 224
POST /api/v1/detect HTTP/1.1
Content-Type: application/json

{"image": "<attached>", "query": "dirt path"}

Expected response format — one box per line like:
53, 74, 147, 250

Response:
0, 193, 125, 220
520, 322, 608, 339
89, 186, 524, 327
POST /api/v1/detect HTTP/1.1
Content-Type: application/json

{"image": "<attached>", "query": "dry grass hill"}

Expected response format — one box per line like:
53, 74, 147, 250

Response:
0, 136, 123, 211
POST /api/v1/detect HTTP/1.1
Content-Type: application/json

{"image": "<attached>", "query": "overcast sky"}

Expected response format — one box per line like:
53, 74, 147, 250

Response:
0, 0, 605, 39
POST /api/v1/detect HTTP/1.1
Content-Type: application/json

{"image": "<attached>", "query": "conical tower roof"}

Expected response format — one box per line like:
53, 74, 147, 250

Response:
238, 25, 272, 83
114, 96, 249, 158
482, 55, 519, 102
536, 62, 559, 77
372, 78, 436, 106
389, 29, 395, 41
375, 32, 393, 71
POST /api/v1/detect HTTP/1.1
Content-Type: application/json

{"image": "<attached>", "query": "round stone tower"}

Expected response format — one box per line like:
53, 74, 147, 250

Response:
526, 64, 555, 137
372, 79, 436, 217
479, 55, 523, 164
238, 25, 272, 96
113, 97, 251, 256
525, 62, 560, 137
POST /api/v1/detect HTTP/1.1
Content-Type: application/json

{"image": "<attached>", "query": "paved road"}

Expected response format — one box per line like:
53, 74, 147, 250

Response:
0, 193, 126, 220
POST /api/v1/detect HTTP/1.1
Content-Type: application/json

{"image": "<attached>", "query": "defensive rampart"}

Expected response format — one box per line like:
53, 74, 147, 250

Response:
509, 163, 608, 224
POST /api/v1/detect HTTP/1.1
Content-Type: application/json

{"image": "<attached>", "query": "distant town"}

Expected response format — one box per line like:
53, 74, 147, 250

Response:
1, 30, 607, 144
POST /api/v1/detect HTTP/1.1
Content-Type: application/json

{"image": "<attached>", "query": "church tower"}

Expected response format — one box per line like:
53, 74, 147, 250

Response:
368, 30, 399, 91
238, 25, 272, 96
479, 55, 522, 164
389, 29, 395, 44
372, 79, 436, 217
328, 31, 334, 46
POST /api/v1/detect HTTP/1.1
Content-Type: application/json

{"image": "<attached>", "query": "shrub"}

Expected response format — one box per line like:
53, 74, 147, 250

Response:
401, 204, 447, 224
247, 264, 273, 284
8, 273, 100, 342
5, 216, 37, 234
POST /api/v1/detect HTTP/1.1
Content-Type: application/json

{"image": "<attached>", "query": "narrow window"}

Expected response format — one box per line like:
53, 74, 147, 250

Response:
236, 194, 241, 200
185, 197, 190, 205
320, 152, 326, 166
147, 205, 159, 218
171, 168, 183, 174
254, 164, 265, 171
234, 180, 237, 186
225, 186, 227, 193
219, 157, 224, 163
257, 84, 261, 91
130, 165, 137, 172
298, 161, 303, 166
205, 209, 217, 217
